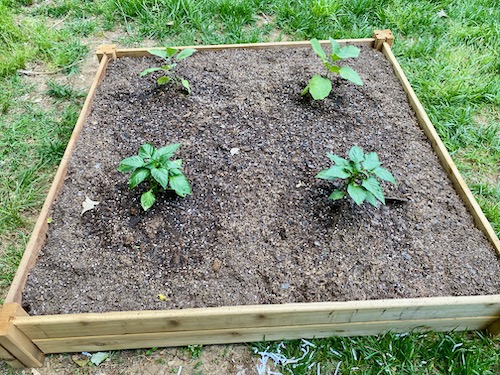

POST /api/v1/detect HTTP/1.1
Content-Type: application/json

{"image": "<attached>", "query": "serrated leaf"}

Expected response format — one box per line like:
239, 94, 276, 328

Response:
148, 49, 168, 59
166, 47, 178, 57
328, 189, 346, 201
117, 155, 145, 172
373, 167, 396, 184
348, 145, 364, 163
181, 78, 191, 93
157, 76, 171, 85
154, 143, 181, 160
362, 176, 385, 203
310, 38, 326, 60
139, 144, 155, 159
337, 45, 360, 59
364, 190, 379, 207
141, 190, 156, 211
327, 153, 349, 167
176, 48, 197, 60
90, 352, 109, 366
129, 168, 150, 189
339, 66, 363, 85
308, 74, 332, 100
347, 182, 367, 205
166, 159, 183, 170
140, 67, 163, 76
316, 165, 350, 180
169, 174, 191, 197
151, 167, 170, 189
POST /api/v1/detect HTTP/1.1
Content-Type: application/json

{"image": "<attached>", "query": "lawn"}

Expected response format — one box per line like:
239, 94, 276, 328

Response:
0, 0, 498, 373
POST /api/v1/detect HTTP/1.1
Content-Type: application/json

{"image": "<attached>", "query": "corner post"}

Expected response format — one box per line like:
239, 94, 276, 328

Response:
373, 29, 394, 51
0, 304, 44, 368
97, 44, 117, 62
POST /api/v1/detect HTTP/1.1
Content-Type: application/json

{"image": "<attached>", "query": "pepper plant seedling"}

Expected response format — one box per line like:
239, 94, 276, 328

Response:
118, 143, 191, 211
316, 145, 396, 207
302, 38, 363, 100
140, 47, 197, 93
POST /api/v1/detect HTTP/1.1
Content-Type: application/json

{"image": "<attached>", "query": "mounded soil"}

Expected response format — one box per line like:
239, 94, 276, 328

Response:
23, 45, 500, 315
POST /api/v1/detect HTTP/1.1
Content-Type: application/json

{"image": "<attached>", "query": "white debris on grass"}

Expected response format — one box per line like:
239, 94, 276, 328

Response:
176, 365, 183, 375
254, 339, 320, 375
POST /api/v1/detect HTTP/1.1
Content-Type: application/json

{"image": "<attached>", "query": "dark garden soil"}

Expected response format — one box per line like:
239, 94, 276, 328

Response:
23, 45, 500, 315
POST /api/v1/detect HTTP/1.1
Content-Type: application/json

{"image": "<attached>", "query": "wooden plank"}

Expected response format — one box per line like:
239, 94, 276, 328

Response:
4, 54, 111, 305
103, 38, 376, 59
0, 304, 44, 368
381, 42, 500, 254
32, 316, 496, 354
0, 345, 24, 368
15, 296, 500, 340
373, 29, 394, 50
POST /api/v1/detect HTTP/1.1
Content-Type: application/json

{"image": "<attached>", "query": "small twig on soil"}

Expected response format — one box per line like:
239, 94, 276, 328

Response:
17, 59, 84, 76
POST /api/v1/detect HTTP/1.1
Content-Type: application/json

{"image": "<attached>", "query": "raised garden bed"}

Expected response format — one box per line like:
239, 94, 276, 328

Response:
1, 30, 499, 368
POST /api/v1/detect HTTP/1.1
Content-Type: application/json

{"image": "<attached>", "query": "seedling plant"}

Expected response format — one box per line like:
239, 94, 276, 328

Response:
316, 145, 396, 207
140, 47, 197, 93
302, 38, 363, 100
118, 143, 191, 211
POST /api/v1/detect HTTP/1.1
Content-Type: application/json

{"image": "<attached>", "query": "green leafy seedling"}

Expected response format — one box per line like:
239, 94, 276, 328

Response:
118, 143, 191, 211
316, 145, 396, 207
302, 38, 363, 100
140, 47, 197, 93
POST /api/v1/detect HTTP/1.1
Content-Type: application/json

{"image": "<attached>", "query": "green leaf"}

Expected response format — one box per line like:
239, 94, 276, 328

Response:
166, 159, 183, 170
139, 144, 155, 159
310, 38, 326, 60
329, 37, 341, 55
316, 166, 350, 180
373, 167, 396, 184
362, 176, 385, 204
148, 49, 168, 59
365, 152, 379, 162
117, 155, 145, 172
364, 191, 379, 207
328, 189, 346, 201
326, 63, 340, 73
348, 145, 364, 163
176, 48, 197, 60
169, 174, 191, 197
337, 45, 360, 59
157, 76, 171, 85
90, 352, 109, 366
166, 47, 178, 57
169, 168, 183, 176
181, 79, 191, 94
339, 66, 363, 85
327, 153, 349, 167
139, 67, 162, 77
141, 190, 156, 211
347, 182, 367, 205
151, 168, 169, 189
308, 74, 332, 100
154, 143, 181, 160
362, 158, 381, 171
129, 168, 150, 189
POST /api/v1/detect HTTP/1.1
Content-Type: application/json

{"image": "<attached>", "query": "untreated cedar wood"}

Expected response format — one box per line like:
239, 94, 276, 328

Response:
0, 304, 44, 368
373, 29, 394, 50
32, 316, 495, 354
4, 54, 112, 305
100, 39, 376, 59
14, 296, 500, 340
381, 42, 500, 254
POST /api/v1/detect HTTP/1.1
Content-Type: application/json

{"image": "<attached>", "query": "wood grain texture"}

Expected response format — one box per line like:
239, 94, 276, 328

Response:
32, 316, 496, 354
4, 54, 111, 305
0, 304, 44, 368
381, 42, 500, 255
14, 296, 500, 340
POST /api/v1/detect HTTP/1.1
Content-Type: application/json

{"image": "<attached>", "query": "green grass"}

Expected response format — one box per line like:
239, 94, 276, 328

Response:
0, 0, 498, 372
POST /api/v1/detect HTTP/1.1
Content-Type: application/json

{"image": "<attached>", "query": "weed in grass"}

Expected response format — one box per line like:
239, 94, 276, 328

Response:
45, 80, 85, 102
